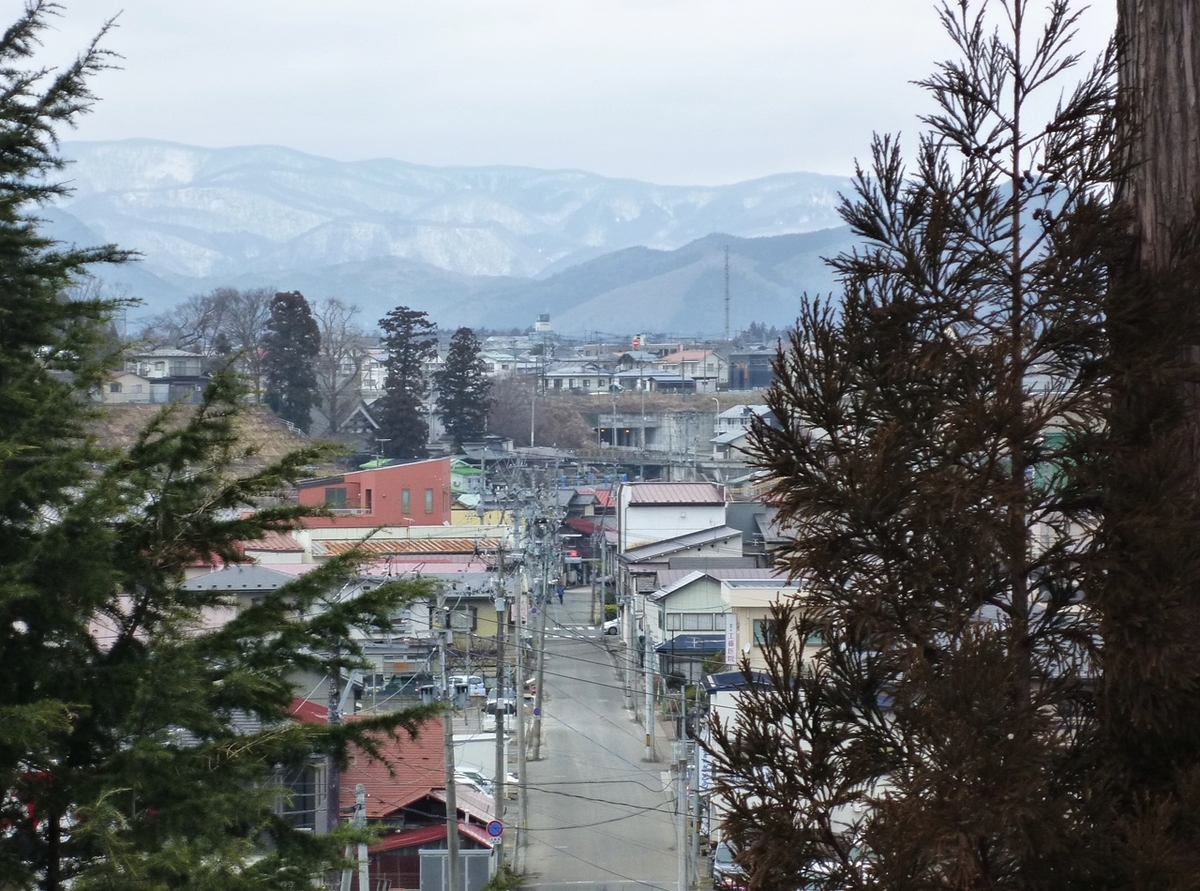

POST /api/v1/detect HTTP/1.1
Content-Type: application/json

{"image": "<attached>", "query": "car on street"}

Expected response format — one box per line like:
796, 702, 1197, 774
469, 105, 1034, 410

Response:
712, 841, 747, 890
602, 618, 620, 636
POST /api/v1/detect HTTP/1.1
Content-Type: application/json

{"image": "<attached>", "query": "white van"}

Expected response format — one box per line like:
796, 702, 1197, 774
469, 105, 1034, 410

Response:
449, 675, 486, 698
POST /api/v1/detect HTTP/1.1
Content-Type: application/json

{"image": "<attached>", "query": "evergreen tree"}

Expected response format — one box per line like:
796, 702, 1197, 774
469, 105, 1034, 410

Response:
263, 290, 320, 433
376, 306, 437, 459
705, 3, 1120, 889
1085, 2, 1200, 885
0, 9, 439, 887
435, 327, 491, 448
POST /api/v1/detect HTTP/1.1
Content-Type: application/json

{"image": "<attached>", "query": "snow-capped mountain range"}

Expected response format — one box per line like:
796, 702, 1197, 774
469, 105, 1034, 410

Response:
47, 139, 856, 332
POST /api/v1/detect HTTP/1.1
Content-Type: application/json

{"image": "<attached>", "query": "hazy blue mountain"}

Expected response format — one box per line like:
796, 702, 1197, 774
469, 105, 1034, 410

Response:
47, 139, 857, 330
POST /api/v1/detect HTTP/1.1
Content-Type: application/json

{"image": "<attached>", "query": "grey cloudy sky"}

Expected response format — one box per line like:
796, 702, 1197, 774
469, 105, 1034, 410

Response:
30, 0, 1115, 186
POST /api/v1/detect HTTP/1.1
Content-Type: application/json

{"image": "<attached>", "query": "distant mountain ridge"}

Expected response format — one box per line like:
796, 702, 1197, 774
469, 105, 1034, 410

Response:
47, 139, 857, 331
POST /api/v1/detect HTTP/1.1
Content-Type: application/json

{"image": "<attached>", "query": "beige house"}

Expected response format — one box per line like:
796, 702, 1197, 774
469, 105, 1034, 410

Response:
99, 371, 153, 404
656, 350, 728, 393
718, 575, 809, 671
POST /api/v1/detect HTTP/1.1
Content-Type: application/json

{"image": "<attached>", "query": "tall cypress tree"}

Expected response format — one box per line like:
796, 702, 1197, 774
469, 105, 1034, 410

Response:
263, 290, 320, 433
376, 306, 437, 459
435, 327, 491, 449
706, 3, 1120, 889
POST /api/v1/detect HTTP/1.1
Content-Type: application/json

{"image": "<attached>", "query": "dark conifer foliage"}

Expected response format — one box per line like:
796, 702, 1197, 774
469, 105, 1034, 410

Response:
435, 327, 492, 449
263, 290, 320, 433
376, 305, 437, 459
0, 9, 439, 887
706, 3, 1123, 889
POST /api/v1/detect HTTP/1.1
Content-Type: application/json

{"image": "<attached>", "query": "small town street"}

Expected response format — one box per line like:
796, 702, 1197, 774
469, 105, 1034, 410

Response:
519, 586, 681, 891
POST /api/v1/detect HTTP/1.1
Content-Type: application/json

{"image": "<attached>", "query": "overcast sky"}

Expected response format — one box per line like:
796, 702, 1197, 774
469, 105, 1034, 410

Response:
28, 0, 1116, 186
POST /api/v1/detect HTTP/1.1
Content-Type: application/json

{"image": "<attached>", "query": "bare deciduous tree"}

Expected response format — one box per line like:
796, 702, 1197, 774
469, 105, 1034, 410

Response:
312, 297, 370, 435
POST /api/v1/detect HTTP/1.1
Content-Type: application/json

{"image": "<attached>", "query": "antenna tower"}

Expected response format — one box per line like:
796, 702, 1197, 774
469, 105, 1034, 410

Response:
723, 245, 730, 342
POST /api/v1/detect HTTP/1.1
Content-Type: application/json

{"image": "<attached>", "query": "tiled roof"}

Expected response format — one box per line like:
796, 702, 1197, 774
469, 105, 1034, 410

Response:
340, 720, 445, 820
659, 349, 721, 363
624, 482, 724, 505
313, 539, 498, 557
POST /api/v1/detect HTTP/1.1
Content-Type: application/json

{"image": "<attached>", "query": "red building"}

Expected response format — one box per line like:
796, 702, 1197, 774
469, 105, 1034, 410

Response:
297, 458, 453, 529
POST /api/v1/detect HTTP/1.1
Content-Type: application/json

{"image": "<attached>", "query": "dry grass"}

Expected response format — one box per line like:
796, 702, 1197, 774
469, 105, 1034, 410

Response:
90, 403, 342, 477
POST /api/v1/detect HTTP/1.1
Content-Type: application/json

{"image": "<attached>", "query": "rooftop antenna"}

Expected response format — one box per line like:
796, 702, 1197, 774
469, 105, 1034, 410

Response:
723, 245, 731, 343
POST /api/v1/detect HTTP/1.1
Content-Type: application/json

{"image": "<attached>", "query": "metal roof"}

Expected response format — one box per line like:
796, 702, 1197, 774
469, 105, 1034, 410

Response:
240, 531, 303, 552
624, 482, 724, 505
656, 634, 725, 654
181, 564, 296, 591
313, 538, 498, 557
622, 525, 742, 563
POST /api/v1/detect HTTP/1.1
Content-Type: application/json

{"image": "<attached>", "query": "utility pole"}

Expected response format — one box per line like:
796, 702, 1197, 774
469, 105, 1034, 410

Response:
326, 646, 342, 891
624, 595, 635, 712
692, 710, 702, 884
531, 521, 552, 760
644, 613, 656, 762
676, 748, 688, 891
340, 783, 369, 891
439, 591, 460, 891
514, 576, 527, 871
493, 579, 507, 866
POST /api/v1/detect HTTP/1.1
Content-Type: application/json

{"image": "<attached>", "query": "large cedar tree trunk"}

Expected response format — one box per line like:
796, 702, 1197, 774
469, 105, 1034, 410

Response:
1098, 2, 1200, 885
1116, 0, 1200, 271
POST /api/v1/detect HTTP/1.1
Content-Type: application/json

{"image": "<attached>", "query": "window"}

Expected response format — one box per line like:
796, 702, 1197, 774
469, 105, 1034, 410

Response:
753, 618, 783, 646
277, 764, 318, 830
424, 488, 434, 514
449, 608, 477, 631
667, 614, 681, 631
325, 487, 347, 508
401, 489, 411, 514
109, 382, 121, 393
132, 384, 143, 394
583, 379, 591, 388
365, 489, 373, 513
682, 613, 715, 631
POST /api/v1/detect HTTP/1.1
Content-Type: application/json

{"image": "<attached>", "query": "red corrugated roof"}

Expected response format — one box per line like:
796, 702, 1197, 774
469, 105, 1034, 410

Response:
288, 698, 329, 724
315, 539, 498, 557
370, 824, 446, 853
242, 531, 303, 552
625, 482, 724, 505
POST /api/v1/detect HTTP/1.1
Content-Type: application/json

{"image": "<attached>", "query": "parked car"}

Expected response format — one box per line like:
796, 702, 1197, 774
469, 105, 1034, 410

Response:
449, 674, 487, 697
712, 842, 747, 890
602, 618, 620, 636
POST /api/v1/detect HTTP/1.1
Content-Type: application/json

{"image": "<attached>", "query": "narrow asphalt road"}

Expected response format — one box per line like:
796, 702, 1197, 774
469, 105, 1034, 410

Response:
520, 587, 679, 891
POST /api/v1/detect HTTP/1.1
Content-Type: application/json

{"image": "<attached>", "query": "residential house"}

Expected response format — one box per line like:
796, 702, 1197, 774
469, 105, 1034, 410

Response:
123, 348, 208, 403
644, 571, 733, 683
718, 574, 808, 672
338, 719, 497, 891
541, 362, 619, 394
616, 481, 726, 553
99, 370, 152, 404
711, 405, 776, 460
656, 350, 728, 393
296, 457, 453, 529
726, 347, 776, 391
